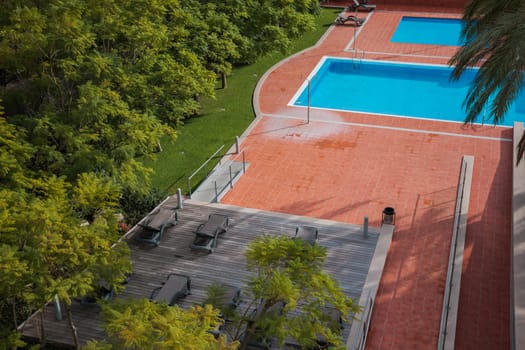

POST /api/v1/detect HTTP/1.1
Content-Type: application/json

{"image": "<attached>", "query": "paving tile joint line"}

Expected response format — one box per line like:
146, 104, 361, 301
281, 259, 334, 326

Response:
264, 113, 512, 142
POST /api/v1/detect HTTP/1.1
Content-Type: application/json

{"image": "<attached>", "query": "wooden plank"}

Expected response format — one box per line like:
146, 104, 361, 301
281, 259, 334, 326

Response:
19, 200, 379, 348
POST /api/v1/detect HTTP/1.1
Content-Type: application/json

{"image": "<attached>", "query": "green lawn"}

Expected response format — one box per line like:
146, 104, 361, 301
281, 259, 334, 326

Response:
144, 8, 341, 194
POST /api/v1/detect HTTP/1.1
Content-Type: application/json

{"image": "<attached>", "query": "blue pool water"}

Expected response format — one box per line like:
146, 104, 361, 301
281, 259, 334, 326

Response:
391, 17, 464, 46
291, 58, 525, 126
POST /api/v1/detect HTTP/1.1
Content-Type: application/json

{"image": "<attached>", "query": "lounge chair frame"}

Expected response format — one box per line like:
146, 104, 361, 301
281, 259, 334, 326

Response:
150, 273, 191, 306
294, 225, 319, 245
346, 0, 376, 12
204, 283, 241, 325
243, 301, 286, 349
136, 207, 178, 246
79, 284, 114, 306
335, 14, 365, 26
314, 307, 345, 348
190, 213, 230, 253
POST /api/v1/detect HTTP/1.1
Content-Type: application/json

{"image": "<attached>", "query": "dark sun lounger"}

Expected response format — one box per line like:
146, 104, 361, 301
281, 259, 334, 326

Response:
347, 0, 376, 11
335, 14, 365, 26
294, 225, 319, 245
136, 207, 178, 246
150, 273, 191, 306
190, 213, 230, 253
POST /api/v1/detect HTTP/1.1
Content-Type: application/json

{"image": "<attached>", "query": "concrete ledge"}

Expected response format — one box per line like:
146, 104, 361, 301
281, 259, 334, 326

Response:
512, 122, 525, 350
346, 223, 394, 350
438, 155, 474, 350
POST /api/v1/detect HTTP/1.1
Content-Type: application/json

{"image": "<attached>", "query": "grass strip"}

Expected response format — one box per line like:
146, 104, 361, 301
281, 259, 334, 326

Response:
144, 8, 341, 194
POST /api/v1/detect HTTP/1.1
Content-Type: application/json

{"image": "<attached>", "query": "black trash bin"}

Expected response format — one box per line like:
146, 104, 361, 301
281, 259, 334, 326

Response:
382, 207, 396, 225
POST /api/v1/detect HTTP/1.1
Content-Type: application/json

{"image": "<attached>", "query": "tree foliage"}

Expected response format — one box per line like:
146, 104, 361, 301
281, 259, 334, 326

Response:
83, 299, 238, 350
0, 0, 183, 187
204, 0, 320, 64
0, 108, 33, 188
0, 0, 322, 345
87, 235, 355, 349
449, 0, 525, 162
0, 175, 131, 311
229, 235, 358, 350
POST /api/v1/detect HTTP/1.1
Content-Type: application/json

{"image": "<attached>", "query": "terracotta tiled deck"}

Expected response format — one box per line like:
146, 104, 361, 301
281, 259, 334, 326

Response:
222, 8, 510, 350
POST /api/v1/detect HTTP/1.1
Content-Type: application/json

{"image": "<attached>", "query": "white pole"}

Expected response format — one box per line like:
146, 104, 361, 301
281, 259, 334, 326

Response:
307, 78, 311, 124
177, 188, 183, 209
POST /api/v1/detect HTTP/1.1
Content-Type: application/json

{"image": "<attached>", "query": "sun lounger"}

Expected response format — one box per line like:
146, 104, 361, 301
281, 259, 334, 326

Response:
204, 283, 242, 329
150, 273, 191, 306
207, 284, 242, 339
80, 281, 115, 306
283, 306, 344, 349
190, 213, 230, 253
205, 284, 241, 310
294, 225, 319, 245
136, 207, 178, 246
314, 306, 344, 348
347, 0, 376, 11
335, 14, 365, 26
243, 301, 286, 349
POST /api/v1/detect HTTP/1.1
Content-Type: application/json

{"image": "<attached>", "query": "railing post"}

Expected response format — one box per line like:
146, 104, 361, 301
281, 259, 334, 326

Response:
229, 166, 233, 189
242, 151, 246, 173
177, 188, 183, 209
307, 78, 311, 124
235, 136, 240, 154
214, 181, 218, 203
54, 294, 62, 321
187, 178, 192, 199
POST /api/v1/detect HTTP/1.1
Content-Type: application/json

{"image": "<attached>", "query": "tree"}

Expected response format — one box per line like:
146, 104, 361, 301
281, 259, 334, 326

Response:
181, 1, 246, 89
202, 0, 320, 64
0, 102, 34, 188
449, 0, 525, 162
220, 235, 359, 350
83, 299, 238, 350
0, 176, 132, 346
0, 1, 327, 346
84, 236, 357, 349
0, 0, 214, 189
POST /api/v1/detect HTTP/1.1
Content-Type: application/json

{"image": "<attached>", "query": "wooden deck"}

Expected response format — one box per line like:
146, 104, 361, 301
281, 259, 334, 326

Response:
19, 199, 380, 348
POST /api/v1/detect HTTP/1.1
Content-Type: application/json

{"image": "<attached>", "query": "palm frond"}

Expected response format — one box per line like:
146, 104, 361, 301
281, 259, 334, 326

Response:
451, 0, 525, 162
451, 1, 525, 122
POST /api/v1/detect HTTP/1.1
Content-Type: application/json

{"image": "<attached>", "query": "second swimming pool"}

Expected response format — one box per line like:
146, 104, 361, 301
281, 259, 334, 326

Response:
290, 58, 525, 127
391, 17, 465, 46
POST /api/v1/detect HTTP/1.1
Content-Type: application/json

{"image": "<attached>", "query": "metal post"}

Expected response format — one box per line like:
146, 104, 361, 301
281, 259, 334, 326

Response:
307, 78, 311, 124
214, 181, 218, 203
229, 166, 233, 189
54, 294, 62, 321
187, 178, 192, 199
363, 216, 369, 237
177, 188, 183, 209
235, 136, 240, 154
353, 22, 357, 51
242, 151, 246, 173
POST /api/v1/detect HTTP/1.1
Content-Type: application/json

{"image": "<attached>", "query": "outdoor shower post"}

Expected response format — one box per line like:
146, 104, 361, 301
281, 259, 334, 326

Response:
307, 78, 311, 124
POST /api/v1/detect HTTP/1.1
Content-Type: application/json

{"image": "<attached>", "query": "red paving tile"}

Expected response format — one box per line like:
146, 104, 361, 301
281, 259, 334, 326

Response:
223, 8, 510, 350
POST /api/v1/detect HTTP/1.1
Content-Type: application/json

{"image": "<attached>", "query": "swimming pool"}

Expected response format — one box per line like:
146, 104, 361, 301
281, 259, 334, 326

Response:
391, 17, 464, 46
290, 58, 525, 126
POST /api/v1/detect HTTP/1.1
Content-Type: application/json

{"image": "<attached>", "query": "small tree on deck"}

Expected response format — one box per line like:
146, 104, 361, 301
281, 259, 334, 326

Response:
83, 299, 238, 350
227, 235, 359, 350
